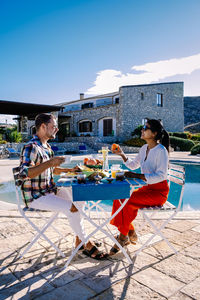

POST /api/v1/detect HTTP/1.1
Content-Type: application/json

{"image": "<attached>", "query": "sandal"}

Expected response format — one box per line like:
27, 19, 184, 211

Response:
109, 235, 129, 256
83, 246, 108, 260
128, 231, 138, 244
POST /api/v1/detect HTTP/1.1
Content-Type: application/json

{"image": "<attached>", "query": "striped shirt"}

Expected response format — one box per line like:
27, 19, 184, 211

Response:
18, 135, 57, 206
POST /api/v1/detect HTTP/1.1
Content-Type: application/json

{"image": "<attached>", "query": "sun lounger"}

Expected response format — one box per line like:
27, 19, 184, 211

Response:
6, 147, 20, 158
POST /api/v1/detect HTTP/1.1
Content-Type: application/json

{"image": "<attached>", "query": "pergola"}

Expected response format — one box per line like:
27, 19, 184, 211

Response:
0, 100, 62, 118
0, 99, 64, 137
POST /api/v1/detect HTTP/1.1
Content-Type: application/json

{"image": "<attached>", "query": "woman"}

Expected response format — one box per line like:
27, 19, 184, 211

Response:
109, 119, 170, 255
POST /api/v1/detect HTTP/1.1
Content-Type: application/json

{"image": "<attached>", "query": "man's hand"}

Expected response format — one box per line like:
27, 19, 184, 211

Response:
50, 156, 65, 167
71, 165, 81, 172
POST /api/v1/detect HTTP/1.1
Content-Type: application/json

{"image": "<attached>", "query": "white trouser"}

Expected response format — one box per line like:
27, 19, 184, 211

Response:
29, 187, 86, 241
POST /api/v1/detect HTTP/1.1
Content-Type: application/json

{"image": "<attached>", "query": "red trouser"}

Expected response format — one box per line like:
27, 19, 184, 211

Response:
110, 180, 169, 236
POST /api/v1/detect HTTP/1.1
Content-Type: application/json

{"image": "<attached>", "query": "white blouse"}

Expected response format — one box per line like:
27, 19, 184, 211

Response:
125, 143, 169, 185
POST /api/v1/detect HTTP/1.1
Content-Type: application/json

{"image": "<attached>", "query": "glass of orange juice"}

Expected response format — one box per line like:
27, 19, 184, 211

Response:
111, 164, 121, 178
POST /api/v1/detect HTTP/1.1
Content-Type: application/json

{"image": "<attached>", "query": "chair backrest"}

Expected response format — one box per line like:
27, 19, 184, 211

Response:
7, 148, 17, 153
79, 145, 87, 151
168, 163, 185, 185
168, 163, 185, 210
12, 167, 26, 211
51, 146, 58, 151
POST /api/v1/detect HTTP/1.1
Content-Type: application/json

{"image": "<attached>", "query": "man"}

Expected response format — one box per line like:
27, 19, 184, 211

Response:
18, 113, 107, 260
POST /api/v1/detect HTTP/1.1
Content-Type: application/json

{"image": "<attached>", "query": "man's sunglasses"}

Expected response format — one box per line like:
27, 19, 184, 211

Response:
142, 125, 151, 131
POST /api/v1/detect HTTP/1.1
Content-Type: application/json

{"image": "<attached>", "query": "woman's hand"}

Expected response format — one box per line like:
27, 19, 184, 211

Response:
124, 171, 146, 181
111, 144, 123, 155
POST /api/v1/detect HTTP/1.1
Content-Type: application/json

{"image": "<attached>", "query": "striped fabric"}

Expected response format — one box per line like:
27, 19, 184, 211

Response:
18, 135, 57, 206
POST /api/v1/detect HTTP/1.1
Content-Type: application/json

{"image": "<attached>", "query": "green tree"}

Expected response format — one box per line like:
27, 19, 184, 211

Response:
5, 126, 22, 143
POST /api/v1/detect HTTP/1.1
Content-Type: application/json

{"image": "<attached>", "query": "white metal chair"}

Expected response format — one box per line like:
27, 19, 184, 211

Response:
133, 163, 185, 256
13, 167, 68, 258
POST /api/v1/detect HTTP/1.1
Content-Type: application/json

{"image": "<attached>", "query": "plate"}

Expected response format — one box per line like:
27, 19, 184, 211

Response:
60, 172, 81, 178
85, 164, 102, 169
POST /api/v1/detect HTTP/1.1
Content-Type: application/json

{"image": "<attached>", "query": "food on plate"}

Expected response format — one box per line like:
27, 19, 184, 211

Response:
87, 171, 107, 181
111, 143, 120, 152
83, 157, 89, 165
83, 157, 103, 168
61, 172, 79, 177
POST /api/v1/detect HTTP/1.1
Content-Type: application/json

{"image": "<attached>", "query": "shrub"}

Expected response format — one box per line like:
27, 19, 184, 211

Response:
124, 138, 146, 147
0, 140, 7, 144
191, 143, 200, 155
131, 125, 143, 137
169, 132, 188, 139
190, 133, 200, 142
170, 136, 195, 151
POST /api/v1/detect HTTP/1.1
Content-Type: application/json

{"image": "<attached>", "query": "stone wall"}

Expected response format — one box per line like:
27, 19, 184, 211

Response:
119, 82, 184, 141
62, 104, 119, 137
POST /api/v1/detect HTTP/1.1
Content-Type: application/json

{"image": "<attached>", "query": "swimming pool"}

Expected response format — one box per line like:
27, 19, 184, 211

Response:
0, 161, 199, 211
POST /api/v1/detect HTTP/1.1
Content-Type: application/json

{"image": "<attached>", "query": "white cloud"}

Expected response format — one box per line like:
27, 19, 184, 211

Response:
85, 53, 200, 95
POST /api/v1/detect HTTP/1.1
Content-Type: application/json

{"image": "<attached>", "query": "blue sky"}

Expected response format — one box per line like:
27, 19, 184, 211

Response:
0, 0, 200, 123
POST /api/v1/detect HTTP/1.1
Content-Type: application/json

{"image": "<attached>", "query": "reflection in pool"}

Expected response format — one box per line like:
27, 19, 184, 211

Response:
0, 161, 200, 211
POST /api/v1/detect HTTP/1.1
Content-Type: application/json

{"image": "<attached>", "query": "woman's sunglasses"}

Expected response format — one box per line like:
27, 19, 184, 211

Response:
142, 125, 151, 131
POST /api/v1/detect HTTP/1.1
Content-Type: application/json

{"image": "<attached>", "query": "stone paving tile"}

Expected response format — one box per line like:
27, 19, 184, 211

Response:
36, 279, 96, 300
91, 277, 166, 300
166, 220, 199, 233
40, 265, 84, 287
8, 252, 63, 280
143, 240, 182, 259
0, 232, 34, 252
109, 250, 159, 271
162, 228, 200, 248
71, 256, 113, 275
81, 261, 137, 294
192, 224, 200, 233
0, 275, 54, 300
133, 267, 184, 298
0, 220, 33, 237
0, 267, 19, 291
153, 253, 200, 283
181, 276, 200, 299
180, 241, 200, 260
168, 291, 194, 300
0, 249, 19, 267
129, 252, 159, 270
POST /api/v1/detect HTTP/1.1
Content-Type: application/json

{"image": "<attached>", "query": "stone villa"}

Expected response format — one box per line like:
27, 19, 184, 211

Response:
56, 82, 184, 143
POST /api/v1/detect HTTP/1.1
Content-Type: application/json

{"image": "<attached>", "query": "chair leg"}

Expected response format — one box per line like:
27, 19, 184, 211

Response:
20, 212, 65, 258
37, 211, 69, 244
135, 211, 178, 257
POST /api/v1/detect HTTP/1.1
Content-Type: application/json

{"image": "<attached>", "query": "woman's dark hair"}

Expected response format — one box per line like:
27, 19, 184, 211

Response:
147, 119, 170, 152
35, 113, 53, 131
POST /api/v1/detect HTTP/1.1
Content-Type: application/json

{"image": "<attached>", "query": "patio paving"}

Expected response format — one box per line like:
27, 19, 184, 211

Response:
0, 152, 200, 299
0, 210, 200, 300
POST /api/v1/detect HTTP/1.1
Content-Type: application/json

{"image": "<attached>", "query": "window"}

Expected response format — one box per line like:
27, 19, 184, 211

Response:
81, 103, 93, 109
103, 119, 113, 136
157, 93, 163, 107
79, 121, 92, 132
115, 97, 119, 104
141, 93, 144, 100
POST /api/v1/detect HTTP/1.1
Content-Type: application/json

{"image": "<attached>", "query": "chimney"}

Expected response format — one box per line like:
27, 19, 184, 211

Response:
80, 93, 84, 100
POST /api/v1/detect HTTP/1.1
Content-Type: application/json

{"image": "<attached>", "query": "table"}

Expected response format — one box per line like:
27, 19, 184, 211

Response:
57, 177, 146, 267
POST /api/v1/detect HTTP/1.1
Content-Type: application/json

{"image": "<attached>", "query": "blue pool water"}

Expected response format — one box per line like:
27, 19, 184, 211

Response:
0, 161, 200, 211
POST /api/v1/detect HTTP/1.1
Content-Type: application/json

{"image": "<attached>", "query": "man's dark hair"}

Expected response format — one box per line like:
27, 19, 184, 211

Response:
35, 113, 53, 131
